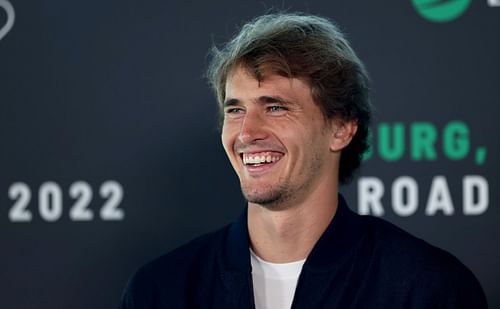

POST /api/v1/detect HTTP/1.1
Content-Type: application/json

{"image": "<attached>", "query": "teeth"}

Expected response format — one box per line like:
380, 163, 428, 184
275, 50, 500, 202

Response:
242, 152, 282, 165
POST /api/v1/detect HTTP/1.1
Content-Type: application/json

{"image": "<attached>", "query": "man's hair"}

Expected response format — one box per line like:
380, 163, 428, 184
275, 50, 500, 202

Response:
207, 12, 371, 184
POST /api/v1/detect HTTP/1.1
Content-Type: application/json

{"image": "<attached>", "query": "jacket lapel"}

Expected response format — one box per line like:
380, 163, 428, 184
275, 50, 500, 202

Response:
217, 208, 255, 308
291, 195, 367, 308
216, 195, 366, 309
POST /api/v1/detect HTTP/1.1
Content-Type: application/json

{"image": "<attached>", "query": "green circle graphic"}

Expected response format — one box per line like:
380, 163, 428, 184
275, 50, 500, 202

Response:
412, 0, 471, 23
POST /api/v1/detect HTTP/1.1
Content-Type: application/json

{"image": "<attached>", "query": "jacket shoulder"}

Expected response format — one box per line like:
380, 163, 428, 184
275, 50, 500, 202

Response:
362, 215, 465, 271
360, 215, 487, 307
119, 225, 229, 309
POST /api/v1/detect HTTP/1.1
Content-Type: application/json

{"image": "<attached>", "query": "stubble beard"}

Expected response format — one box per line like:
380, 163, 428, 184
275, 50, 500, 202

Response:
241, 179, 293, 211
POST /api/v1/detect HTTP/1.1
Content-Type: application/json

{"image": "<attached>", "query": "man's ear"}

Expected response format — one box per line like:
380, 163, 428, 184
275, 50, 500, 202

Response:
329, 119, 358, 152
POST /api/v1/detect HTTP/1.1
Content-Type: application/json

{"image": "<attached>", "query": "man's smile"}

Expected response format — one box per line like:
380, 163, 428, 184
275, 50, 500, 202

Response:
242, 152, 284, 165
239, 151, 285, 176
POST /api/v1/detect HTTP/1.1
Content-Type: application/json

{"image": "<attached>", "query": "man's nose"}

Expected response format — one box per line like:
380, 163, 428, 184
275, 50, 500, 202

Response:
238, 110, 268, 144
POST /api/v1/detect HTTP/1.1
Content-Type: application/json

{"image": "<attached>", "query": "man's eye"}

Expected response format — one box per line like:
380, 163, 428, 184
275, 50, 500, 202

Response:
225, 108, 244, 114
268, 106, 286, 112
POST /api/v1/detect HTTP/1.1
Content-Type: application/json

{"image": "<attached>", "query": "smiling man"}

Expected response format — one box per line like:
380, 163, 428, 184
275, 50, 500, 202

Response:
120, 13, 487, 309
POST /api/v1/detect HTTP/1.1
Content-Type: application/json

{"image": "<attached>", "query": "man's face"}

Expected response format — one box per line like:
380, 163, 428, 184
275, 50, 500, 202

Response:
221, 67, 340, 209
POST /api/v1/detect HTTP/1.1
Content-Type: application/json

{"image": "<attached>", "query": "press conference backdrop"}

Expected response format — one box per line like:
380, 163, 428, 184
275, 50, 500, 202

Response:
1, 0, 498, 308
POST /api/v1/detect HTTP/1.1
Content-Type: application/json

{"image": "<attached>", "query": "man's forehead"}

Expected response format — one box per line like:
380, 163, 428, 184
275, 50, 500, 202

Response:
224, 66, 312, 99
226, 64, 294, 85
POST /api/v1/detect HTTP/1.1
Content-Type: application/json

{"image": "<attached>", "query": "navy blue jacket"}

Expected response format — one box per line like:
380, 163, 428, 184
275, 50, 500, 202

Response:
120, 195, 487, 308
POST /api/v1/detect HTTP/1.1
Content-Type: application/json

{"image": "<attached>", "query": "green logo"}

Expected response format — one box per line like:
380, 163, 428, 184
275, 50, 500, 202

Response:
412, 0, 471, 23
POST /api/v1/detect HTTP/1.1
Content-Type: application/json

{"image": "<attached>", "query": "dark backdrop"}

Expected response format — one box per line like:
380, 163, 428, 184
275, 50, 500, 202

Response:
1, 1, 498, 308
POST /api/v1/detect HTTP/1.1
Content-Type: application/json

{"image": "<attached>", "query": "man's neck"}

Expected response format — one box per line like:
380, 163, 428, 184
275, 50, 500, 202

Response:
247, 183, 338, 263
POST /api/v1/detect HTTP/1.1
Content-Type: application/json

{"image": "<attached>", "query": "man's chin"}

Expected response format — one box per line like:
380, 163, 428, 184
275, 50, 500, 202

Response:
246, 194, 281, 206
242, 186, 292, 210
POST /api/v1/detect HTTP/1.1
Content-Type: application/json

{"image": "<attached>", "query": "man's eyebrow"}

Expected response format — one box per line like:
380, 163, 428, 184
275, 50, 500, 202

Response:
223, 98, 239, 107
223, 95, 294, 107
257, 95, 293, 105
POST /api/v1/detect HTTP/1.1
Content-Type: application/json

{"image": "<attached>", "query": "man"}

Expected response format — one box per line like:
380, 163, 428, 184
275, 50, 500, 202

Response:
120, 13, 487, 308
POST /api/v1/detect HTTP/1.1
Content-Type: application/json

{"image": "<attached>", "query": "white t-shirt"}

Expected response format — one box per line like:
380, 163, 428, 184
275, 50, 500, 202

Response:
250, 249, 306, 309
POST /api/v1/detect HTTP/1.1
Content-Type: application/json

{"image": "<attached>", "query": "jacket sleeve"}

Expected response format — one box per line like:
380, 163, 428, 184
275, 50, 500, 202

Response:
119, 266, 155, 309
442, 265, 488, 309
428, 254, 489, 309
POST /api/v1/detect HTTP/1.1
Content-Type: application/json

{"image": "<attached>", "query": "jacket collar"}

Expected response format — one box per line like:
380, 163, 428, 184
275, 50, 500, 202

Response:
220, 194, 366, 273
